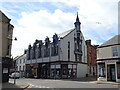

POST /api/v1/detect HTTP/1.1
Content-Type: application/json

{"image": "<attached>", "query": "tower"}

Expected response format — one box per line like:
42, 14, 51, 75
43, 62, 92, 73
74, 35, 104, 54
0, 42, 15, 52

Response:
74, 12, 82, 61
74, 12, 81, 33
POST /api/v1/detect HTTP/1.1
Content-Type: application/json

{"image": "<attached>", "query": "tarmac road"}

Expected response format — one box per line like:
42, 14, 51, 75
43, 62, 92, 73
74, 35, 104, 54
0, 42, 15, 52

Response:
9, 78, 119, 88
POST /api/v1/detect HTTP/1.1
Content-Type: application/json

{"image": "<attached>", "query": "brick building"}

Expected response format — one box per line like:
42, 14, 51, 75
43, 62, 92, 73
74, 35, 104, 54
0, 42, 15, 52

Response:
86, 40, 98, 76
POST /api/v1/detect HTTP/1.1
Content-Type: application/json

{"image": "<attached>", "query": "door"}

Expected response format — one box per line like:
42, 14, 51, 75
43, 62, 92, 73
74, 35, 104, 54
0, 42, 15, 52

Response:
107, 64, 116, 81
110, 65, 116, 81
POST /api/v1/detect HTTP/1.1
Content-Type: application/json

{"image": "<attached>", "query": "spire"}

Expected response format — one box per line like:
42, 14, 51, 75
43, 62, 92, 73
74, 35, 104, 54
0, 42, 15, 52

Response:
74, 12, 81, 32
76, 12, 79, 22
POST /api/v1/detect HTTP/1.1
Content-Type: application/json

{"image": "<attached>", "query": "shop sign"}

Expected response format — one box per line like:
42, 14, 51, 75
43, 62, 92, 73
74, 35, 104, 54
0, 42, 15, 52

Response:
3, 68, 8, 73
105, 60, 119, 63
98, 60, 119, 63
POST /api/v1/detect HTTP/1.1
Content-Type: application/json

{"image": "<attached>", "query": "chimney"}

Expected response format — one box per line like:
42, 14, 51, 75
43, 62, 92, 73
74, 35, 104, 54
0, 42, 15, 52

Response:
86, 40, 91, 45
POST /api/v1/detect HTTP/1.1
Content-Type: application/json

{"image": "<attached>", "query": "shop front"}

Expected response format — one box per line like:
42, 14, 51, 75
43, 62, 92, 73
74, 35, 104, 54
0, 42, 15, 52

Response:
97, 60, 120, 82
41, 63, 50, 79
26, 62, 77, 79
50, 63, 77, 79
26, 64, 40, 78
116, 62, 120, 82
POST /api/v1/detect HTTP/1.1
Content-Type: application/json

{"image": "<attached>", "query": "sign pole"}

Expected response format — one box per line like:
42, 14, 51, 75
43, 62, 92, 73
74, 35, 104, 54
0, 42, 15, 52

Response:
14, 68, 16, 84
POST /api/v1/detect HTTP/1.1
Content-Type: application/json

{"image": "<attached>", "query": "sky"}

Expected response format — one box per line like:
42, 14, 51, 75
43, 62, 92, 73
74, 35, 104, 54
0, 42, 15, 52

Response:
0, 0, 119, 57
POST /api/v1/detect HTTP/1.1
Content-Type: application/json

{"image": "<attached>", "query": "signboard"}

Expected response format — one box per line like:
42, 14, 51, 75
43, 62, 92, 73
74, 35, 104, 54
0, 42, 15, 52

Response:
105, 60, 119, 63
3, 68, 8, 73
97, 60, 119, 63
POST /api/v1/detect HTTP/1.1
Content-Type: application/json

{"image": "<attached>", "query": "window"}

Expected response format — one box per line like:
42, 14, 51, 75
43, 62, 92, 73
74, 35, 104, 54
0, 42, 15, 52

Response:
68, 42, 70, 61
7, 45, 10, 55
98, 63, 106, 77
23, 59, 25, 63
51, 45, 54, 56
112, 47, 118, 57
20, 59, 21, 64
19, 66, 21, 71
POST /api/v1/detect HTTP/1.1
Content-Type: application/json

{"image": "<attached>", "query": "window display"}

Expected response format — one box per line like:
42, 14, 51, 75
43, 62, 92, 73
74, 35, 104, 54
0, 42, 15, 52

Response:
98, 63, 106, 77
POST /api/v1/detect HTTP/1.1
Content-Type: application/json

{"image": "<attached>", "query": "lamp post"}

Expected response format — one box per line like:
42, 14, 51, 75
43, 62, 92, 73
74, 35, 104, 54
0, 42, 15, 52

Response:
13, 37, 17, 84
14, 62, 16, 84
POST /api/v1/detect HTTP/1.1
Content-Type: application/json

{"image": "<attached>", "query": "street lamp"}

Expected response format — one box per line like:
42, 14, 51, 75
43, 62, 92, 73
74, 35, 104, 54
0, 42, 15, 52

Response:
13, 56, 18, 84
13, 37, 17, 84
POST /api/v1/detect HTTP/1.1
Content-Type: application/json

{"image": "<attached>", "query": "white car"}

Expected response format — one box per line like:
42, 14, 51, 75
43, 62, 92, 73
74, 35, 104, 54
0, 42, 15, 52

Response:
9, 72, 20, 79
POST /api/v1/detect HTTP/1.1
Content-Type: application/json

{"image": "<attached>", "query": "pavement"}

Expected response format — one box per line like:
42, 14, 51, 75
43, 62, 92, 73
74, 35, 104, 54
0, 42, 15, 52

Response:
2, 80, 30, 90
53, 76, 120, 85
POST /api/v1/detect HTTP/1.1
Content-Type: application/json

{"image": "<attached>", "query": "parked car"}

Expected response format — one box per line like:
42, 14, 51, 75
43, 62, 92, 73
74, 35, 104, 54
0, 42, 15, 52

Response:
9, 72, 20, 79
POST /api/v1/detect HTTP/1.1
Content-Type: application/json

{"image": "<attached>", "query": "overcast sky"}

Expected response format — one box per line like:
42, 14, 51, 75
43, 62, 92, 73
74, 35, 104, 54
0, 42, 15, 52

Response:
0, 0, 119, 57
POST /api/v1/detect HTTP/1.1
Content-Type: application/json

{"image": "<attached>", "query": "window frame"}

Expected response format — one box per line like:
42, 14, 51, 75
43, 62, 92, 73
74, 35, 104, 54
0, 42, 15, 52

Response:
112, 47, 118, 57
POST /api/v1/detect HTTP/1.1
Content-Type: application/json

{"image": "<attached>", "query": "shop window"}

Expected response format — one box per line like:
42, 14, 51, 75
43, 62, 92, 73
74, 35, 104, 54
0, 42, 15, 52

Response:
63, 70, 67, 75
98, 64, 106, 77
112, 47, 118, 57
51, 70, 54, 77
73, 69, 76, 76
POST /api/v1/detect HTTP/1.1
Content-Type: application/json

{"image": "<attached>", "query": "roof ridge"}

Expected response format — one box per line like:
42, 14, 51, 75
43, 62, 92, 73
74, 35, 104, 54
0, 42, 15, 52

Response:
58, 28, 75, 38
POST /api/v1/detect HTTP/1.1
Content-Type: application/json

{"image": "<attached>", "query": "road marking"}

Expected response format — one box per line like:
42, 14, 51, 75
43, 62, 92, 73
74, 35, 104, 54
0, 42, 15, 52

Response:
35, 86, 39, 87
28, 83, 50, 88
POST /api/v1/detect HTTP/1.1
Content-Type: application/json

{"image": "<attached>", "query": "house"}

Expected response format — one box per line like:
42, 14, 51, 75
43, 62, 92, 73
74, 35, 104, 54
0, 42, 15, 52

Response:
15, 54, 26, 78
25, 13, 88, 79
97, 35, 120, 82
0, 11, 14, 82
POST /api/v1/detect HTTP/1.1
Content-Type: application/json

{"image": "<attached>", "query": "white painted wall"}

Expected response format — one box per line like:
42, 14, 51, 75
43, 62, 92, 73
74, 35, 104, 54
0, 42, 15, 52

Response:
77, 63, 88, 78
97, 45, 120, 59
59, 30, 87, 63
59, 30, 75, 61
16, 54, 26, 71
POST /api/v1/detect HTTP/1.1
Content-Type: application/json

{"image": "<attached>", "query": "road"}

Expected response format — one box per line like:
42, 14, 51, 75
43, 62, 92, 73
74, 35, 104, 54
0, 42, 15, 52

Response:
9, 78, 119, 88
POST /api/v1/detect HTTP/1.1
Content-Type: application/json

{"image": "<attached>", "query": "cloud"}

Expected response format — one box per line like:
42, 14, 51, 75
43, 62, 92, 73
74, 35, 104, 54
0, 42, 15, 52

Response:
9, 0, 118, 57
11, 9, 75, 57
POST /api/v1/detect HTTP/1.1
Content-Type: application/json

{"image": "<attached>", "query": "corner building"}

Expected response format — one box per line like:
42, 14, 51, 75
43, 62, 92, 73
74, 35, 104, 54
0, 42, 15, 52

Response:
26, 14, 88, 79
0, 11, 14, 82
97, 35, 120, 82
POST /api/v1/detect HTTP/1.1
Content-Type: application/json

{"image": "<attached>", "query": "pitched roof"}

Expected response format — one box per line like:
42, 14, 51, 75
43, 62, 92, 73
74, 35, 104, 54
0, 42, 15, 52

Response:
100, 34, 120, 47
13, 54, 26, 61
58, 29, 75, 38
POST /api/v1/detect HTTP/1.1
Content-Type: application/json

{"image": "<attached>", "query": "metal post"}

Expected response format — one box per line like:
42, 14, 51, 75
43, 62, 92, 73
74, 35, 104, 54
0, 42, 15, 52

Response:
14, 68, 16, 84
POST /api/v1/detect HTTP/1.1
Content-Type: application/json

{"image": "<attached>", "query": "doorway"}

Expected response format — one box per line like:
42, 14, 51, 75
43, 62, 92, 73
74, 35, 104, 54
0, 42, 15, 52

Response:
107, 64, 116, 81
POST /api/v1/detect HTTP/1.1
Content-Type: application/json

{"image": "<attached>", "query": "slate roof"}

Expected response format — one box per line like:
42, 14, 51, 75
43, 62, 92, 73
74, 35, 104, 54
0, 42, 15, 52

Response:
99, 34, 120, 47
58, 29, 75, 38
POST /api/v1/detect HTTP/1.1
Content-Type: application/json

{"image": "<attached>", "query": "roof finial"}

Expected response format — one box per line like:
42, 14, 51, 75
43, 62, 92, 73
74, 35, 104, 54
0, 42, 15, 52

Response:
76, 12, 79, 22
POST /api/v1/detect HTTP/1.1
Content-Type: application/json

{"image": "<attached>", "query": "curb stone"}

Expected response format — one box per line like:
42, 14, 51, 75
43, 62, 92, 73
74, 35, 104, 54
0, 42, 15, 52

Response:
23, 84, 31, 89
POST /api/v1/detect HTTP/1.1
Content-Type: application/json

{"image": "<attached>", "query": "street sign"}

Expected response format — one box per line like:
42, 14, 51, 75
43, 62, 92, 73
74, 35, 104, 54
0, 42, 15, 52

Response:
3, 68, 8, 73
